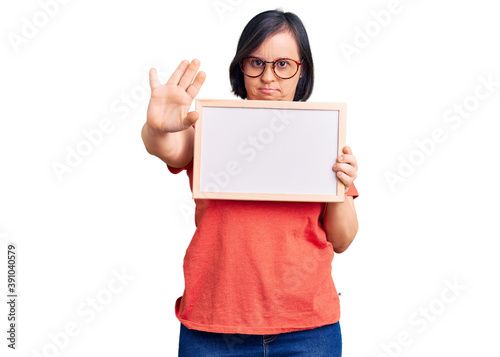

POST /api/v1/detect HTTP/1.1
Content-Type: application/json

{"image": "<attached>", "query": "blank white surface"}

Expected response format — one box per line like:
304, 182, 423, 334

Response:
200, 106, 339, 195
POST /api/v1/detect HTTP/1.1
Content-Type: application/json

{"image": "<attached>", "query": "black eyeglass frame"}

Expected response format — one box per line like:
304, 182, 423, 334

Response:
239, 57, 303, 80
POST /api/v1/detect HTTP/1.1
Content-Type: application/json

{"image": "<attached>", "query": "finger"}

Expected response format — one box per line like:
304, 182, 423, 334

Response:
337, 154, 357, 167
149, 68, 161, 90
186, 71, 206, 98
336, 171, 353, 187
333, 162, 357, 178
338, 146, 352, 160
166, 59, 190, 85
337, 147, 357, 167
178, 59, 201, 90
343, 146, 353, 155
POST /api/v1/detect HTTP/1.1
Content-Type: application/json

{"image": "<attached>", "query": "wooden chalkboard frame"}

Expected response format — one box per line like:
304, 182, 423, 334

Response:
193, 99, 346, 202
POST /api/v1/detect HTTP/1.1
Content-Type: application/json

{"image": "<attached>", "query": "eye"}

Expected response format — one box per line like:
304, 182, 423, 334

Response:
251, 58, 264, 67
276, 60, 289, 69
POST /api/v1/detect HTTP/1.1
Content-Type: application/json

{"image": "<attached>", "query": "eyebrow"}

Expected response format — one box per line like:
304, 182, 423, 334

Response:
246, 55, 293, 60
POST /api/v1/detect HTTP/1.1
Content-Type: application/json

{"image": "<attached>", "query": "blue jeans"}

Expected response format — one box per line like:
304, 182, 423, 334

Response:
178, 322, 342, 356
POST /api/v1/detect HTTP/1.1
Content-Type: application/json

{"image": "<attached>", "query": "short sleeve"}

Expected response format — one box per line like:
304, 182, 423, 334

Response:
166, 124, 195, 174
346, 182, 359, 199
167, 158, 193, 174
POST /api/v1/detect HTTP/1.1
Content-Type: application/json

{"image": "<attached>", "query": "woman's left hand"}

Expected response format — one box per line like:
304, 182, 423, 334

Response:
332, 146, 358, 193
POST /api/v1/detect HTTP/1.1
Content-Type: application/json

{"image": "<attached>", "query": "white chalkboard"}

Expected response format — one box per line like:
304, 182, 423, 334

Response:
193, 99, 346, 202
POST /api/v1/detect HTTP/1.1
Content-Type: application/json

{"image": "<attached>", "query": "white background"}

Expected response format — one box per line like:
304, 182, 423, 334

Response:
1, 0, 499, 356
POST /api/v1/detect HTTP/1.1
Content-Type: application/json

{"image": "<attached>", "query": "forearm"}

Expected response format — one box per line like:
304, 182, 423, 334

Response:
141, 123, 194, 167
323, 196, 358, 253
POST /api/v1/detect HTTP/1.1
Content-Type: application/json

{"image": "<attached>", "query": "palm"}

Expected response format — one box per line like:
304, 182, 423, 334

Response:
146, 60, 206, 133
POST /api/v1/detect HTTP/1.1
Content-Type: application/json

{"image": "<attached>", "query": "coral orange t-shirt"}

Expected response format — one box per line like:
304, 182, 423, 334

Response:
167, 158, 358, 335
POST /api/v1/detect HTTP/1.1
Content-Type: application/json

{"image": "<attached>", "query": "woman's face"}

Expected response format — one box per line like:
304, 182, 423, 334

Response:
244, 31, 302, 101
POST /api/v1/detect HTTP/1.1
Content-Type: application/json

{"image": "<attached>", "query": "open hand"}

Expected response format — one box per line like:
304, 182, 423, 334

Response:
146, 59, 206, 134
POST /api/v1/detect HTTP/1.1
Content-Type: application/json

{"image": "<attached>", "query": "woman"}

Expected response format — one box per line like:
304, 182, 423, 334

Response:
142, 9, 359, 357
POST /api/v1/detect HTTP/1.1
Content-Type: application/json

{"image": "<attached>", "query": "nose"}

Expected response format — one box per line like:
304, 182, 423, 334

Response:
261, 63, 275, 83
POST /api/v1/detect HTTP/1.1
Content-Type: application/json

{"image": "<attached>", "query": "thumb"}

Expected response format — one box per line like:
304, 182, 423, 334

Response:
149, 68, 161, 90
184, 111, 199, 128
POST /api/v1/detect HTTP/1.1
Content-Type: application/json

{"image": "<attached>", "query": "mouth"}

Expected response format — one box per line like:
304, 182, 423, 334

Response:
258, 88, 279, 94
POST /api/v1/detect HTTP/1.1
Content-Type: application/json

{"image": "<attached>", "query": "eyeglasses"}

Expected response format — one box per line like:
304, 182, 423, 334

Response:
239, 57, 302, 80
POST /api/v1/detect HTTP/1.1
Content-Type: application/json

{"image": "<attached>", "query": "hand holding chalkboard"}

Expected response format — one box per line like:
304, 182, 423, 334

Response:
146, 59, 206, 134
